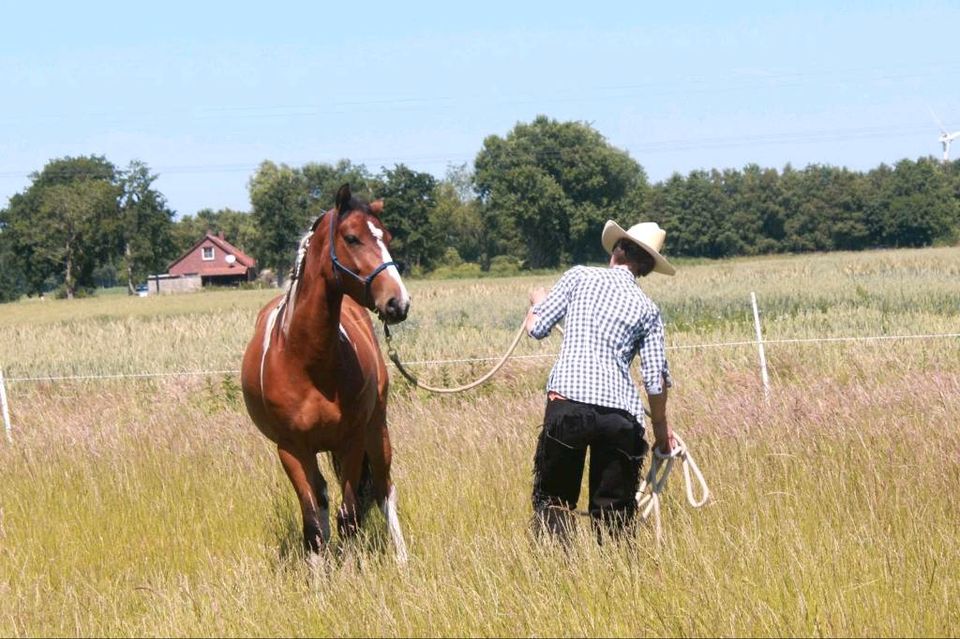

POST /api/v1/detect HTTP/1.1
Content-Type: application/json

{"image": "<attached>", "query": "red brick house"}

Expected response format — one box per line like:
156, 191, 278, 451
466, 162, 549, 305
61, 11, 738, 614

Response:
167, 232, 257, 287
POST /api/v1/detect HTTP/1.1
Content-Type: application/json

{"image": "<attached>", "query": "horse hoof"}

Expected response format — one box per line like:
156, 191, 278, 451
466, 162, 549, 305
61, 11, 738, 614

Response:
305, 549, 330, 575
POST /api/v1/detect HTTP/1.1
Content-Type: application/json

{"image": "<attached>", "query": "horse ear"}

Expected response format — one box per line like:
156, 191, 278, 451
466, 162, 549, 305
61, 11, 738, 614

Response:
335, 184, 352, 214
369, 199, 384, 216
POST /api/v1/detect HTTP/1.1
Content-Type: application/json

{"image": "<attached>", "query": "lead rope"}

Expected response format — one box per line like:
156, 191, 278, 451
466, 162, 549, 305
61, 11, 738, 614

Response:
383, 315, 711, 542
383, 321, 528, 394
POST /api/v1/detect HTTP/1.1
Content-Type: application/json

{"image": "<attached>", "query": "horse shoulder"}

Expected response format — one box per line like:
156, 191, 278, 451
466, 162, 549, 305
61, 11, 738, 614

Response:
340, 300, 382, 363
339, 298, 390, 398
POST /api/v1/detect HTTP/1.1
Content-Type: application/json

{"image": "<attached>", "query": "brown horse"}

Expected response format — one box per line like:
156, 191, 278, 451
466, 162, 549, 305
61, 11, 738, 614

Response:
240, 184, 410, 562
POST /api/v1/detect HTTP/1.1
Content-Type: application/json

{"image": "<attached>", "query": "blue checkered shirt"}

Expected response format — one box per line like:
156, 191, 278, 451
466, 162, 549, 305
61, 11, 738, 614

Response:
528, 265, 672, 420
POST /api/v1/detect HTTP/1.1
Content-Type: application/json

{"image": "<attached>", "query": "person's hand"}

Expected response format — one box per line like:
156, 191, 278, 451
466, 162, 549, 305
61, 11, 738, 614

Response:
525, 287, 547, 335
653, 425, 677, 457
529, 287, 547, 307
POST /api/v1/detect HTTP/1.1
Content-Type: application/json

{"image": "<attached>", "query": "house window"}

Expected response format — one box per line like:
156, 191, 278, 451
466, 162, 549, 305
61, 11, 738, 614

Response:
202, 246, 215, 261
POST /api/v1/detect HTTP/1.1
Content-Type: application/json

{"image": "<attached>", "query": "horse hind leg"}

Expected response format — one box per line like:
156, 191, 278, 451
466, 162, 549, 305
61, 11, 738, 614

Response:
337, 452, 407, 564
329, 447, 368, 539
278, 445, 327, 555
356, 456, 376, 519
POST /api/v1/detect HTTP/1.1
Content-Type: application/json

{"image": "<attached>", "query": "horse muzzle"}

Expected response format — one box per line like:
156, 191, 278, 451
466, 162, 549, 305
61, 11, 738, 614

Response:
378, 297, 409, 325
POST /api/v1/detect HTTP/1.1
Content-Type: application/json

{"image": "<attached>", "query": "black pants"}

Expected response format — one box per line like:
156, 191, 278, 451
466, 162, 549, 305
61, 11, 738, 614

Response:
532, 398, 648, 538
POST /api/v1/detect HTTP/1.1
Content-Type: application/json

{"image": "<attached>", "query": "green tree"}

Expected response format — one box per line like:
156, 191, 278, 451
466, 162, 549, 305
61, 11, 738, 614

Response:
616, 178, 652, 230
650, 170, 737, 258
117, 160, 176, 293
486, 164, 569, 267
301, 160, 375, 217
782, 165, 867, 252
713, 166, 781, 255
869, 158, 958, 247
475, 116, 647, 268
37, 180, 119, 298
0, 229, 26, 302
248, 161, 310, 280
375, 164, 440, 270
644, 173, 684, 255
1, 156, 119, 297
432, 164, 484, 264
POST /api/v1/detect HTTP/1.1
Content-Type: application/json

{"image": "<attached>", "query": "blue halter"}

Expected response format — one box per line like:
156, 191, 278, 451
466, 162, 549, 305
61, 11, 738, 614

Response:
327, 210, 400, 307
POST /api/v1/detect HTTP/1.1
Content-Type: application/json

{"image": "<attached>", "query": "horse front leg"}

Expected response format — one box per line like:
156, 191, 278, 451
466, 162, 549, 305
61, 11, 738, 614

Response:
278, 445, 328, 555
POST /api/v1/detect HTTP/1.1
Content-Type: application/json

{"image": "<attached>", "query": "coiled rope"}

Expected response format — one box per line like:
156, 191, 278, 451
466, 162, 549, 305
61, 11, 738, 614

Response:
635, 430, 710, 545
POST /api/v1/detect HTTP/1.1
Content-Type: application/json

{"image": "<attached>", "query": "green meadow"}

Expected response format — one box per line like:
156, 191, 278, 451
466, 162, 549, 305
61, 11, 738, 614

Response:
1, 246, 958, 637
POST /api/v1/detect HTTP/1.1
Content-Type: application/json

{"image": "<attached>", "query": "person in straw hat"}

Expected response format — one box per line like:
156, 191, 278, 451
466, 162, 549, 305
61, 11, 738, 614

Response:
524, 220, 676, 540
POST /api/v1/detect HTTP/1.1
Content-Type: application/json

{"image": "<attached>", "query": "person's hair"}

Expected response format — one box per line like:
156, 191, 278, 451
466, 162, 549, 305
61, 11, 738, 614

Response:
612, 239, 656, 276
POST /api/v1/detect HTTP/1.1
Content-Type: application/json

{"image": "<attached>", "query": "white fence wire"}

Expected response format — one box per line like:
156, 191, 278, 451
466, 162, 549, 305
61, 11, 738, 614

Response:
1, 290, 959, 441
4, 332, 959, 385
5, 340, 960, 383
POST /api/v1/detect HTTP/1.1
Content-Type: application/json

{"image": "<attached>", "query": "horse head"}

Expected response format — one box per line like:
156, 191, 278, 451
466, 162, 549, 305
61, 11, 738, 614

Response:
325, 184, 410, 324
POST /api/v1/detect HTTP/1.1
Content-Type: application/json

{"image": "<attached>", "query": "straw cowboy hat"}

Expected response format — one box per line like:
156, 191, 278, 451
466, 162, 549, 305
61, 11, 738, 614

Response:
601, 220, 676, 276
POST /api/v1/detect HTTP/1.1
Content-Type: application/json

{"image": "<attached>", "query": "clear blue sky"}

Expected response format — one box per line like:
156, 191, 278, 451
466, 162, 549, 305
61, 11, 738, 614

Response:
2, 1, 959, 217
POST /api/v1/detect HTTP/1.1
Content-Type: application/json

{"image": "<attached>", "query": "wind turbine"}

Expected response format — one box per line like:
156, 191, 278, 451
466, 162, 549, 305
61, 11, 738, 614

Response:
930, 109, 960, 162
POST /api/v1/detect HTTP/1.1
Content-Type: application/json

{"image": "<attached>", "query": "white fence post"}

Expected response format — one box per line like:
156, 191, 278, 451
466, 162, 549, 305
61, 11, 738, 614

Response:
750, 292, 771, 402
0, 368, 12, 443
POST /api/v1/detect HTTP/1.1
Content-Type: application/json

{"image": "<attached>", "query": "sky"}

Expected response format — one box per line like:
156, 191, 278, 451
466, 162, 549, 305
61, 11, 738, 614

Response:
2, 0, 959, 218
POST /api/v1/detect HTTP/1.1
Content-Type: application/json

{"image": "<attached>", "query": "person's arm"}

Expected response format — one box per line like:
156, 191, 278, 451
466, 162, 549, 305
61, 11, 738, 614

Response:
638, 307, 675, 454
647, 384, 675, 455
526, 268, 581, 339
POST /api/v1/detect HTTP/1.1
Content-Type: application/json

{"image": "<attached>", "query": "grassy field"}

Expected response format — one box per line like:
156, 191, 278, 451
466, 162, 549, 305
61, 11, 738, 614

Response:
1, 247, 958, 636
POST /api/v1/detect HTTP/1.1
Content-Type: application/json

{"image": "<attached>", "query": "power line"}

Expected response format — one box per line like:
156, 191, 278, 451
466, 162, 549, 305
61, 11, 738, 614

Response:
0, 121, 945, 183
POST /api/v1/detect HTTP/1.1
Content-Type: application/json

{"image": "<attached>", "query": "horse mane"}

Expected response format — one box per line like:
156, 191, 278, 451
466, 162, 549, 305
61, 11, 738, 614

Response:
280, 229, 314, 337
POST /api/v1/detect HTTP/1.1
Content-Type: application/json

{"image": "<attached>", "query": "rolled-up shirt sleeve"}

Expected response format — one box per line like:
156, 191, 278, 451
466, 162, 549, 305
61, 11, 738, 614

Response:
638, 307, 672, 395
529, 267, 583, 339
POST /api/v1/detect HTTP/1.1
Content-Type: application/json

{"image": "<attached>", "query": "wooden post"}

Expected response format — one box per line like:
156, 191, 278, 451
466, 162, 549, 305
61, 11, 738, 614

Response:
751, 292, 771, 402
0, 367, 11, 443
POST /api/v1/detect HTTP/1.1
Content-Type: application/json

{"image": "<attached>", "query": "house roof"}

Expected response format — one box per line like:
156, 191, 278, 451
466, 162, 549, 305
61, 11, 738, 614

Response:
167, 233, 257, 273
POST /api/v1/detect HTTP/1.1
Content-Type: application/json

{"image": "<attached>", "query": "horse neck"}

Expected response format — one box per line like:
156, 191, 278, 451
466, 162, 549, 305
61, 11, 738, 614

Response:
284, 243, 345, 372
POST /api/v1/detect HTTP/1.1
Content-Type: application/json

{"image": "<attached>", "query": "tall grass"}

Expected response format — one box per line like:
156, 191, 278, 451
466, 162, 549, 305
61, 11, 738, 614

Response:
0, 247, 958, 636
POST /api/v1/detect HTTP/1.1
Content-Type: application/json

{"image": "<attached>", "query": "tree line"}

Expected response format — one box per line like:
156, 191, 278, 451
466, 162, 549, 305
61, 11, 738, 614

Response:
1, 115, 958, 302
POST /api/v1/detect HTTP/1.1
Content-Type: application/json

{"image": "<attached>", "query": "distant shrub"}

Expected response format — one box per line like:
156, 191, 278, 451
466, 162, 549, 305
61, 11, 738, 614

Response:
408, 263, 426, 278
256, 268, 278, 287
438, 247, 464, 267
428, 262, 483, 280
427, 255, 525, 279
488, 255, 521, 277
428, 262, 482, 279
54, 286, 95, 299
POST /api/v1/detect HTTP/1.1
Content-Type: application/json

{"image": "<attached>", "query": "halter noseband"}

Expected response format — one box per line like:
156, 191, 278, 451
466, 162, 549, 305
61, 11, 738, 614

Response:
327, 210, 400, 307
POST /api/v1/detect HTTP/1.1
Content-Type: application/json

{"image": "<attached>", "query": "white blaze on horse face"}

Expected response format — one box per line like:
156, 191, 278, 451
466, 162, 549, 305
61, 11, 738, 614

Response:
368, 220, 410, 305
